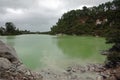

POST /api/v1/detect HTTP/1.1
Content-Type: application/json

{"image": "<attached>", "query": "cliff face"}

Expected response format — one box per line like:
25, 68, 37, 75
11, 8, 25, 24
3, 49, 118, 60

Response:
0, 40, 43, 80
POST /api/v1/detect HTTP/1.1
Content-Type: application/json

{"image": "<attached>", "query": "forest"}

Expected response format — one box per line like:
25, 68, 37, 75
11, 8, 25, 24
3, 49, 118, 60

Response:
51, 0, 120, 37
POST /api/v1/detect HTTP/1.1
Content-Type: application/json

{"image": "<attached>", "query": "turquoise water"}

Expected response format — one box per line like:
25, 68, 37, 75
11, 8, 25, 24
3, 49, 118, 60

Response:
0, 34, 111, 70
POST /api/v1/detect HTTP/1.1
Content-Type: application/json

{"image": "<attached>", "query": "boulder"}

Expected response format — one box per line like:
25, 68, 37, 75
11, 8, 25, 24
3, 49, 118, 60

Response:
96, 76, 104, 80
0, 58, 11, 69
109, 75, 117, 80
17, 64, 28, 73
0, 40, 19, 63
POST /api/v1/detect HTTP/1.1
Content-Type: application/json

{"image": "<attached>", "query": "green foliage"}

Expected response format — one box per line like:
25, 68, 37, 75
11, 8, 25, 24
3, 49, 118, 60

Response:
0, 27, 5, 35
50, 0, 120, 37
51, 7, 96, 35
105, 0, 120, 45
104, 0, 120, 68
5, 22, 16, 34
50, 1, 115, 36
113, 0, 120, 10
0, 22, 31, 35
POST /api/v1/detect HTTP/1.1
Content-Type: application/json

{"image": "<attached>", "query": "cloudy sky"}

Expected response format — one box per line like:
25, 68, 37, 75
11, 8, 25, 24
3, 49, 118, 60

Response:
0, 0, 113, 32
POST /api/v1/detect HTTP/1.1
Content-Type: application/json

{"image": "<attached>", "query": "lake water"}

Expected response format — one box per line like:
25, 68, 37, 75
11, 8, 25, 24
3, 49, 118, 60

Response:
0, 34, 111, 70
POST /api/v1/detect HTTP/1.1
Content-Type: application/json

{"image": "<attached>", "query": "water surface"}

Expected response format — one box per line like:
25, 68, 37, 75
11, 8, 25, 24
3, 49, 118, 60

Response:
0, 34, 111, 70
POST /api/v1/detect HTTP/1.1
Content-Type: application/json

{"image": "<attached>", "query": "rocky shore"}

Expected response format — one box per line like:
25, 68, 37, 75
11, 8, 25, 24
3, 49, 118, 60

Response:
39, 64, 98, 80
0, 40, 42, 80
39, 63, 120, 80
0, 40, 120, 80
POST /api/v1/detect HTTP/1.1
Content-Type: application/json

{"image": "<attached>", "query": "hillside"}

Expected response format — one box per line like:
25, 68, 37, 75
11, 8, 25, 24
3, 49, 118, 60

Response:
50, 0, 120, 37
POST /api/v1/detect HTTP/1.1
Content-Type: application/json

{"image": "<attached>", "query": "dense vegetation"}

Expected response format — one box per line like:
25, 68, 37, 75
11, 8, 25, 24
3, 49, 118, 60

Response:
0, 22, 30, 35
104, 0, 120, 68
51, 0, 120, 67
51, 0, 119, 36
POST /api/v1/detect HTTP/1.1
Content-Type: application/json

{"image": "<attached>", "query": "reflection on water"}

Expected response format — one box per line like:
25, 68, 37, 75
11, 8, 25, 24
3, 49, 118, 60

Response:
0, 36, 16, 47
0, 35, 111, 70
56, 36, 110, 60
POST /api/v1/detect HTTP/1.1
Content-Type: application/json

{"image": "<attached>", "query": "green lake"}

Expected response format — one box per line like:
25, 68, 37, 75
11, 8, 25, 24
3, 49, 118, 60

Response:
0, 34, 111, 70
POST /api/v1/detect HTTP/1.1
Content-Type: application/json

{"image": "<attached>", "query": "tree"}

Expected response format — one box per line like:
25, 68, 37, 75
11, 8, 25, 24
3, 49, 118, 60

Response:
98, 4, 105, 12
5, 22, 16, 34
104, 0, 120, 68
105, 2, 112, 11
0, 27, 5, 35
113, 0, 120, 10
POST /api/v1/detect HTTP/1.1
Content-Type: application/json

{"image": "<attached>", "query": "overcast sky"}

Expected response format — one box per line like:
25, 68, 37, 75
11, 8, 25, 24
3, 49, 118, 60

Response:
0, 0, 113, 32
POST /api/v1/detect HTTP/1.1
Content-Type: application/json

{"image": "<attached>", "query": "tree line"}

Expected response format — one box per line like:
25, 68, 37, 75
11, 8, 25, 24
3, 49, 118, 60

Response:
0, 22, 30, 35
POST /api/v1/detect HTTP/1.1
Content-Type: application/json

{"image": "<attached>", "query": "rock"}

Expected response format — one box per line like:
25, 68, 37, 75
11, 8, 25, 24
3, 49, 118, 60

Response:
0, 58, 11, 69
31, 71, 43, 80
86, 77, 94, 80
109, 75, 117, 80
0, 40, 19, 63
96, 76, 104, 80
17, 64, 28, 73
115, 72, 120, 79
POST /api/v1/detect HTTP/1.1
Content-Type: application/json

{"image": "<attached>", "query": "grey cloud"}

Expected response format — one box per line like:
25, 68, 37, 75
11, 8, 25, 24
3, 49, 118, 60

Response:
0, 8, 6, 14
0, 0, 35, 9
